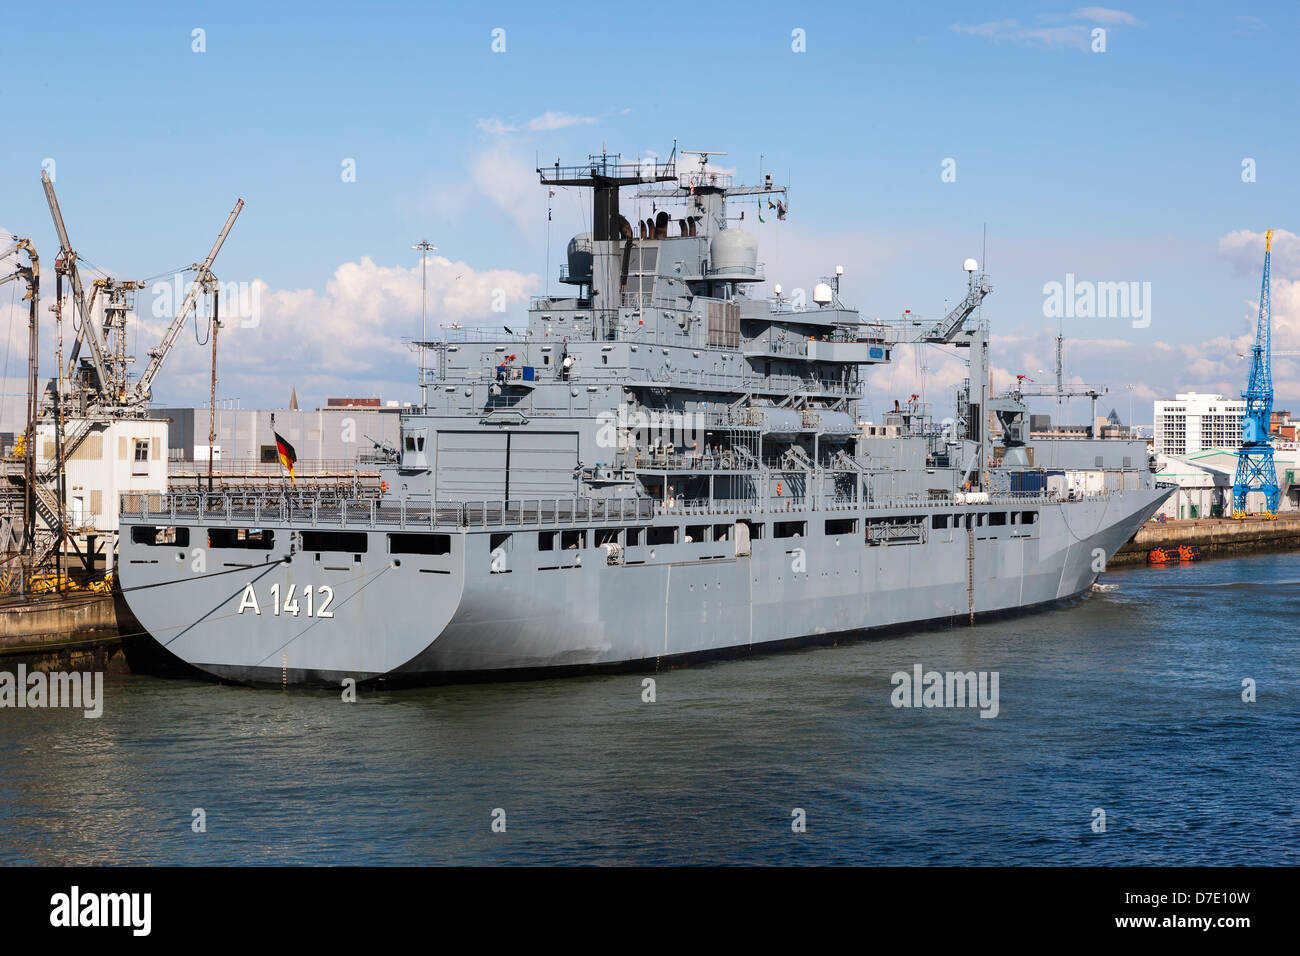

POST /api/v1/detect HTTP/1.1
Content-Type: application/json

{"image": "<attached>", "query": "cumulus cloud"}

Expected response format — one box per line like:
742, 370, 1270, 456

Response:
134, 254, 537, 408
869, 229, 1300, 424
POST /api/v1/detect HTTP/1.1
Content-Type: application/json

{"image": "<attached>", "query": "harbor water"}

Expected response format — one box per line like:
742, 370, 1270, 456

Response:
1, 553, 1296, 866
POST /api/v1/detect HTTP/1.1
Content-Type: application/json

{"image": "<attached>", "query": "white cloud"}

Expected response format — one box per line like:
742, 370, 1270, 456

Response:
469, 143, 547, 235
1072, 7, 1138, 25
476, 116, 516, 136
137, 254, 538, 408
476, 111, 599, 136
526, 111, 597, 132
954, 8, 1138, 50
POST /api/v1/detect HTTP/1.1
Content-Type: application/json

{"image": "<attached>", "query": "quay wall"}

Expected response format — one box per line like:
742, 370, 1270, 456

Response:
1109, 515, 1300, 567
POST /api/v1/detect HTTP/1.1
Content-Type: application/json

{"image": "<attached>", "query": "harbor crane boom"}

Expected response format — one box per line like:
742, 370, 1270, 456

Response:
1232, 229, 1279, 515
41, 171, 113, 401
130, 198, 244, 406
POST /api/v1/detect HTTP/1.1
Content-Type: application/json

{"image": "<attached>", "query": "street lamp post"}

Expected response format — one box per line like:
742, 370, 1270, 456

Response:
412, 240, 437, 408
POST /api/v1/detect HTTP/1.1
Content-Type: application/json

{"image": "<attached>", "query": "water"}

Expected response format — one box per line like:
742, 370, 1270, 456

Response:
2, 553, 1296, 865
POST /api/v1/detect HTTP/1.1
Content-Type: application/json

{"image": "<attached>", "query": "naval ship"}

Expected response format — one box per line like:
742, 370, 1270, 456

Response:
117, 149, 1173, 686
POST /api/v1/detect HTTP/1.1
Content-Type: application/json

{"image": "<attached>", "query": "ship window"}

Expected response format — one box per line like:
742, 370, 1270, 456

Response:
490, 533, 512, 553
594, 529, 621, 546
131, 525, 190, 546
209, 527, 274, 549
713, 524, 731, 542
389, 533, 451, 555
260, 445, 279, 463
774, 520, 806, 538
825, 518, 857, 536
626, 527, 644, 546
685, 524, 709, 543
932, 515, 949, 530
561, 530, 586, 550
989, 512, 1008, 526
303, 530, 368, 553
1020, 511, 1038, 525
538, 531, 556, 551
647, 526, 677, 545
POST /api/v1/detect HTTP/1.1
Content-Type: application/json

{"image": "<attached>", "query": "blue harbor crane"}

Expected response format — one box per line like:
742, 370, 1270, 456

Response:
1232, 229, 1279, 517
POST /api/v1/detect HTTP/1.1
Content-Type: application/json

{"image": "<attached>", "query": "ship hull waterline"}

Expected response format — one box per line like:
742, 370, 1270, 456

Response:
116, 489, 1171, 688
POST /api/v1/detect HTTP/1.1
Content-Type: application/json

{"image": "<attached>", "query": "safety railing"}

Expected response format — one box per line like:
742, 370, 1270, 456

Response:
122, 485, 1114, 531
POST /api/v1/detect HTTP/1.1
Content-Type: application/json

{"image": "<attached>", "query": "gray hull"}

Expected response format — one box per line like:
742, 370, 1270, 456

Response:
116, 488, 1169, 686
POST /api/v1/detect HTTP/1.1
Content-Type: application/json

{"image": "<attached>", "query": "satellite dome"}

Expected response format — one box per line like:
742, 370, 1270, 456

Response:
963, 258, 979, 273
813, 282, 833, 306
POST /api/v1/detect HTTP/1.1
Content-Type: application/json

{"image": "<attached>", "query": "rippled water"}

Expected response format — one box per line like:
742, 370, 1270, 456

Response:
2, 553, 1296, 865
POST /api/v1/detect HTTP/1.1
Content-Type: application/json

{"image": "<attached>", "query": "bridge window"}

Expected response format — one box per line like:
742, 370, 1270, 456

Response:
774, 520, 806, 538
825, 518, 857, 535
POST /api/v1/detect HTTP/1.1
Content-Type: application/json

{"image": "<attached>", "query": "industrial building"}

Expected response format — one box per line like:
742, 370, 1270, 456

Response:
151, 397, 408, 472
1154, 392, 1245, 457
1155, 442, 1300, 518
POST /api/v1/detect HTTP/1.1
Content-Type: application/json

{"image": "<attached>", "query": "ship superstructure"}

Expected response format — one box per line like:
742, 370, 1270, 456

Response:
116, 149, 1173, 685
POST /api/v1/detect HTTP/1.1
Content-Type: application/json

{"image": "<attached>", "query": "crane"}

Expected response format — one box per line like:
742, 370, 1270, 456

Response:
40, 171, 243, 413
1232, 229, 1279, 517
130, 198, 243, 406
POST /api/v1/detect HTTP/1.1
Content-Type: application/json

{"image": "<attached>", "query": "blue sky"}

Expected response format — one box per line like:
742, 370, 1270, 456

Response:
2, 1, 1298, 425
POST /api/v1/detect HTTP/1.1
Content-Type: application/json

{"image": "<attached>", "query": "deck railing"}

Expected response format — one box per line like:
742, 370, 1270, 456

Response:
121, 487, 1110, 532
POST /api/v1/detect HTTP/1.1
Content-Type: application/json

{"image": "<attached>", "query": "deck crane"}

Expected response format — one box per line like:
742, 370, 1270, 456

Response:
1232, 229, 1279, 517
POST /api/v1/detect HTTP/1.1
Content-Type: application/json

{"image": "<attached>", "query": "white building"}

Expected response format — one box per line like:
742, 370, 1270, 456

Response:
1154, 392, 1245, 457
36, 417, 169, 533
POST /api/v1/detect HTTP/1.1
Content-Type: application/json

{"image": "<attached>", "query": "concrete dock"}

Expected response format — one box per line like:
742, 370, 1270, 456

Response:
0, 591, 125, 672
1109, 513, 1300, 567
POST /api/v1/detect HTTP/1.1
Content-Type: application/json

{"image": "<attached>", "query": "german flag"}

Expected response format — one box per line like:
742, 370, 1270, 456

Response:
274, 431, 297, 484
